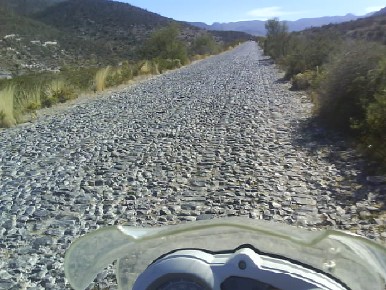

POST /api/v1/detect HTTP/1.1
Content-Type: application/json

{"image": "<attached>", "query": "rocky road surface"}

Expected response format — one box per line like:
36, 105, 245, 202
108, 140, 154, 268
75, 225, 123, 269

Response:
0, 41, 385, 289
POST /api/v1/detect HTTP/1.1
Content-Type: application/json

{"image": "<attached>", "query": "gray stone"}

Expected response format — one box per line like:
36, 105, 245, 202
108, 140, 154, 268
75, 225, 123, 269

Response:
0, 270, 13, 280
32, 237, 53, 249
359, 211, 372, 219
196, 214, 214, 221
269, 201, 282, 209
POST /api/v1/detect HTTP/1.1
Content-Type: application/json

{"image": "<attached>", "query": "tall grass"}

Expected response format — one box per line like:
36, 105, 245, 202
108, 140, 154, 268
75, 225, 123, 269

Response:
45, 79, 66, 97
138, 60, 160, 75
0, 85, 16, 127
105, 67, 124, 88
43, 79, 75, 106
95, 66, 111, 92
14, 85, 42, 121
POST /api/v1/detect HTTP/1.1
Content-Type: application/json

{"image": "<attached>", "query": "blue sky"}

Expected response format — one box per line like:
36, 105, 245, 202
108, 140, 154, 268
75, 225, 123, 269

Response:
121, 0, 386, 24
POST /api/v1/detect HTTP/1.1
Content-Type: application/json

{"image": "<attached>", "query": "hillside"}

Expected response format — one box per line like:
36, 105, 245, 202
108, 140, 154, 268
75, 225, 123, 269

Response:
33, 0, 174, 63
0, 0, 252, 76
304, 11, 386, 45
34, 0, 171, 29
0, 6, 72, 76
0, 0, 65, 15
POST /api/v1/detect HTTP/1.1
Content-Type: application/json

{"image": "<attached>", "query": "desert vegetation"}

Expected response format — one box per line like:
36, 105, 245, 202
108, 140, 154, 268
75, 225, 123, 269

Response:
0, 23, 233, 128
262, 18, 386, 167
140, 23, 189, 65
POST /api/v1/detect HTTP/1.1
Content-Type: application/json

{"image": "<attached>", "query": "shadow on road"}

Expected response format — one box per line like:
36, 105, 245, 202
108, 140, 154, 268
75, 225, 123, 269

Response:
289, 116, 386, 212
257, 58, 275, 66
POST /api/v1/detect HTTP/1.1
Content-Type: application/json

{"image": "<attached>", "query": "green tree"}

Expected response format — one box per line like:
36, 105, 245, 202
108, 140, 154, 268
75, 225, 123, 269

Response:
141, 23, 188, 64
191, 33, 220, 55
264, 18, 289, 60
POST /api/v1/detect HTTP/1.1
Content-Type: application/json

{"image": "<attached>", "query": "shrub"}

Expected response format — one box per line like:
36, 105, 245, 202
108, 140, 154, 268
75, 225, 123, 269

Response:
104, 63, 136, 87
105, 67, 124, 87
366, 93, 386, 136
314, 41, 385, 131
155, 58, 182, 73
360, 56, 386, 126
291, 70, 316, 91
61, 66, 97, 91
354, 57, 386, 161
283, 31, 341, 79
363, 94, 386, 164
191, 33, 220, 55
0, 85, 16, 128
119, 61, 134, 81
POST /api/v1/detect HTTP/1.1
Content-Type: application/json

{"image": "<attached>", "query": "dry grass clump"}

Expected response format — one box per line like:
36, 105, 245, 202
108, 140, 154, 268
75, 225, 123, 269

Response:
14, 86, 42, 121
95, 66, 111, 92
43, 79, 75, 106
0, 85, 16, 127
139, 61, 159, 75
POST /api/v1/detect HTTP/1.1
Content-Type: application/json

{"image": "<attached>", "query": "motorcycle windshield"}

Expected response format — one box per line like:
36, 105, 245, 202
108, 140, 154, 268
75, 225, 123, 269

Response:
64, 217, 386, 290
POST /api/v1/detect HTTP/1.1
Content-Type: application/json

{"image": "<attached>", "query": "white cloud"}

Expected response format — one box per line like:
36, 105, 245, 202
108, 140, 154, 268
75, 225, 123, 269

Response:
246, 6, 293, 20
365, 6, 384, 13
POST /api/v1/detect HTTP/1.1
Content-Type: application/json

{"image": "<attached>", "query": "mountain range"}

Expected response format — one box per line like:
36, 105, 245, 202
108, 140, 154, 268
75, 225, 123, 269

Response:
190, 13, 368, 36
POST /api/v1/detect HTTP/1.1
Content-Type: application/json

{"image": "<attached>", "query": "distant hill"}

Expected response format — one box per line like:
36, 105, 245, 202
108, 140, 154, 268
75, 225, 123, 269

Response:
190, 14, 362, 36
192, 21, 266, 36
0, 0, 252, 76
373, 7, 386, 16
303, 9, 386, 45
288, 14, 361, 31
